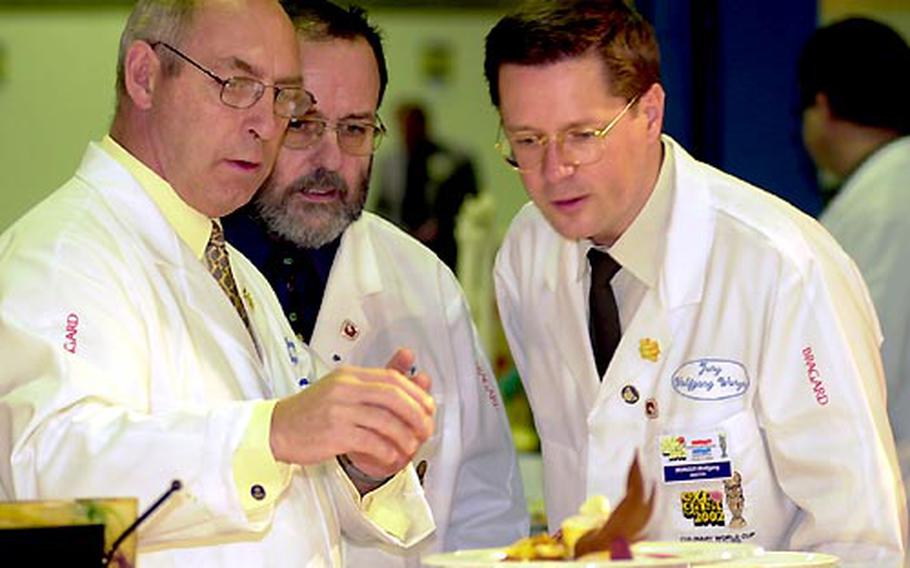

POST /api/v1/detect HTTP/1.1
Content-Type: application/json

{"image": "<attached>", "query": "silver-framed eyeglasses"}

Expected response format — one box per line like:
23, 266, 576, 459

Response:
496, 95, 640, 171
284, 115, 387, 155
151, 41, 316, 119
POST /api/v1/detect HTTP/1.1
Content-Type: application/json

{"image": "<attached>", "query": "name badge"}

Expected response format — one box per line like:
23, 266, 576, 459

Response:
671, 359, 750, 401
659, 430, 732, 484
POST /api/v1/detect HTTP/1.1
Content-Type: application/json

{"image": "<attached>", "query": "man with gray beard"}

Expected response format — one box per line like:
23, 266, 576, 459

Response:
257, 167, 365, 251
223, 2, 528, 566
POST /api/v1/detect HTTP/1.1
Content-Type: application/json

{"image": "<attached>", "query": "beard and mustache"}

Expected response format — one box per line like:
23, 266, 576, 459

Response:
255, 165, 369, 249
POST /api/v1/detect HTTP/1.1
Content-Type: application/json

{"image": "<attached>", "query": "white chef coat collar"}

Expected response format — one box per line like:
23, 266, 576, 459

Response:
844, 135, 910, 190
99, 135, 213, 260
575, 139, 675, 289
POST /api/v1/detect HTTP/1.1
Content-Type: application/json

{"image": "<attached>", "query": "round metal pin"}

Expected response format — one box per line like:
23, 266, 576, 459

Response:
621, 384, 640, 404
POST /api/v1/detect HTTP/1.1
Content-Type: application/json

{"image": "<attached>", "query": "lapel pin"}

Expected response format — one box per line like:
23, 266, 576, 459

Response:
621, 384, 640, 404
341, 319, 360, 341
639, 338, 660, 362
645, 397, 659, 419
242, 288, 255, 313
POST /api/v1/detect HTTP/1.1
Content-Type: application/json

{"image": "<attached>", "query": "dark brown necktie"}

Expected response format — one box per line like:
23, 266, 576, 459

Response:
587, 248, 622, 379
205, 222, 252, 333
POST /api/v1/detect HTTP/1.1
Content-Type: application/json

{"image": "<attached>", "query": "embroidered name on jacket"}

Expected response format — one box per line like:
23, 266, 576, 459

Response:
671, 359, 749, 400
802, 346, 829, 406
477, 363, 501, 408
63, 313, 79, 353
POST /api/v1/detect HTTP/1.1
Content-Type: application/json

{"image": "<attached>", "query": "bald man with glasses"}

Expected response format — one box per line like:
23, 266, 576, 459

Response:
0, 0, 436, 565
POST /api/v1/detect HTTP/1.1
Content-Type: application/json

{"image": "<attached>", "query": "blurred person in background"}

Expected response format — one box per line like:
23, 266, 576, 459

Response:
375, 101, 479, 273
223, 1, 528, 566
0, 0, 437, 565
799, 17, 910, 481
485, 0, 905, 564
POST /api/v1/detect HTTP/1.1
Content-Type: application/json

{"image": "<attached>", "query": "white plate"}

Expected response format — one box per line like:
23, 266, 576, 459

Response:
421, 541, 760, 567
710, 551, 839, 567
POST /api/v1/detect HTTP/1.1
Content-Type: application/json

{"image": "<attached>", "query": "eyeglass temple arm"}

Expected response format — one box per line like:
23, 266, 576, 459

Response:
150, 41, 227, 87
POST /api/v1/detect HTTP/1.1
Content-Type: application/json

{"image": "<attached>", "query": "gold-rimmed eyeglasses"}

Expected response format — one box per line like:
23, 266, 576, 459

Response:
283, 115, 387, 156
150, 41, 316, 119
496, 95, 639, 171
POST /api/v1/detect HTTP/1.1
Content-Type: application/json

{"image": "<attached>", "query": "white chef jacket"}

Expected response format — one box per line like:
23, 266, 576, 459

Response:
820, 137, 910, 462
308, 212, 528, 567
0, 142, 434, 567
495, 136, 906, 565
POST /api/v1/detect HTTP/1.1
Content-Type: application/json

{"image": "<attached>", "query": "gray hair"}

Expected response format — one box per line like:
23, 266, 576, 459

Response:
115, 0, 198, 104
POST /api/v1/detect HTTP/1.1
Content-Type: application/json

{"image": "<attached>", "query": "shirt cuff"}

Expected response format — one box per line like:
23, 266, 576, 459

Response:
361, 471, 413, 541
232, 400, 291, 518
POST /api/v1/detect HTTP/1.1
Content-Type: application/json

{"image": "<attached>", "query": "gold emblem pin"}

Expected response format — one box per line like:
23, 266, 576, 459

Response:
242, 288, 255, 313
639, 338, 660, 362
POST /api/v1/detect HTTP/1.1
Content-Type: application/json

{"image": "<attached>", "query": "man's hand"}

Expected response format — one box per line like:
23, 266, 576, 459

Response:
270, 348, 434, 480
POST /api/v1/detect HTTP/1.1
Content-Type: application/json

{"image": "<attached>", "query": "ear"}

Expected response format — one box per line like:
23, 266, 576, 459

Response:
123, 40, 160, 110
639, 82, 665, 141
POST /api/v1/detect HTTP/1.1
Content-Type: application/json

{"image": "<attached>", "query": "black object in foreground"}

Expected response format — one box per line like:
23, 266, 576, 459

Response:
102, 479, 183, 566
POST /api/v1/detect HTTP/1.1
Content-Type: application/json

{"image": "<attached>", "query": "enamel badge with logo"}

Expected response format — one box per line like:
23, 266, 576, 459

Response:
659, 430, 732, 484
340, 319, 360, 341
680, 488, 726, 527
639, 338, 660, 362
645, 397, 659, 419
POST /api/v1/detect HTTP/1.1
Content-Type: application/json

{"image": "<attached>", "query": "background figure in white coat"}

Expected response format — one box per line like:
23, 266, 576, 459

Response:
798, 17, 910, 486
0, 0, 437, 566
485, 1, 905, 565
222, 1, 528, 566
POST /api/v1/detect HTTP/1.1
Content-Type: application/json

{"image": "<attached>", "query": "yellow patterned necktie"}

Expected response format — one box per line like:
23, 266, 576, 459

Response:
205, 221, 252, 333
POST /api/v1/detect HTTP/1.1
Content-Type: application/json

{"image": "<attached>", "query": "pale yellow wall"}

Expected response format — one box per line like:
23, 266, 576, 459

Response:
0, 8, 126, 231
821, 0, 910, 38
0, 7, 526, 236
4, 3, 910, 234
367, 10, 526, 237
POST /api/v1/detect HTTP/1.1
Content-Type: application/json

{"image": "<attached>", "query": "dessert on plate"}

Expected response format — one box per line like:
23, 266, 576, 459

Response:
504, 456, 655, 561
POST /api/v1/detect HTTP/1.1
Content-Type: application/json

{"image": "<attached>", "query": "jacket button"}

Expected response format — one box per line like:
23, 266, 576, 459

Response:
416, 460, 428, 485
250, 484, 266, 501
